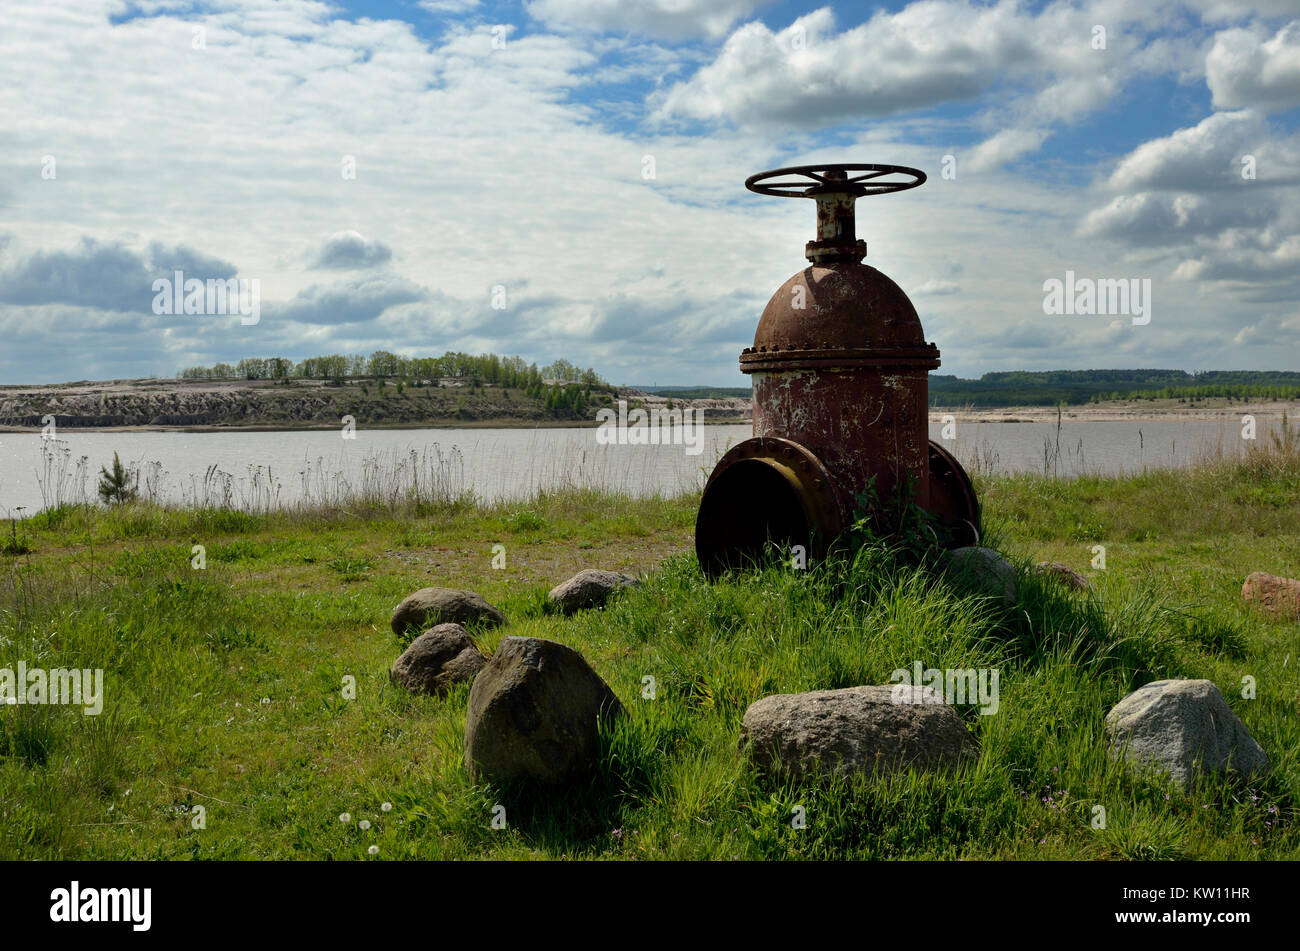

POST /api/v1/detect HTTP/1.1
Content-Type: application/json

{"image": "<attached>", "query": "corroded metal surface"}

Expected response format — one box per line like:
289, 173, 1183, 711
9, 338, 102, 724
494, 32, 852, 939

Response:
928, 439, 981, 546
744, 164, 926, 265
743, 263, 934, 356
749, 365, 933, 511
696, 163, 978, 573
695, 436, 844, 578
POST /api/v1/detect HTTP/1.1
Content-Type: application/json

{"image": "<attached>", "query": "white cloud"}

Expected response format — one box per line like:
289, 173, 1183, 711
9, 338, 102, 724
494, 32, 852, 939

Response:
1080, 110, 1300, 290
914, 279, 961, 295
1080, 191, 1276, 244
1172, 231, 1300, 281
966, 129, 1048, 173
525, 0, 771, 40
419, 0, 482, 13
0, 238, 238, 312
1104, 110, 1265, 191
652, 0, 1174, 173
1233, 308, 1300, 345
1206, 21, 1300, 112
311, 231, 393, 270
654, 5, 1043, 127
1181, 0, 1300, 21
272, 275, 430, 326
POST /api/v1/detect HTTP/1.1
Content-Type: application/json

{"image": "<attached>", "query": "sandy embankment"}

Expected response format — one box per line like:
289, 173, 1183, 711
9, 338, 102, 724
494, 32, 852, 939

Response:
928, 399, 1300, 423
1, 377, 1295, 431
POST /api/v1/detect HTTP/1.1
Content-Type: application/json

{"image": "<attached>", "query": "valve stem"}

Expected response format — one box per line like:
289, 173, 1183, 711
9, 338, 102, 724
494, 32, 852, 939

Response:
806, 171, 867, 264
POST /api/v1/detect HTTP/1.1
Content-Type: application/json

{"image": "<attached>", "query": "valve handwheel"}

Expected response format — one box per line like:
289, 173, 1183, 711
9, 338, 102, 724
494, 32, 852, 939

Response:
746, 163, 925, 263
745, 164, 926, 198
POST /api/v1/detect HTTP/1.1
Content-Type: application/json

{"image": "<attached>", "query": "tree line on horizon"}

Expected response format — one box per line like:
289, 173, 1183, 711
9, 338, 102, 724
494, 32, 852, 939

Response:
177, 351, 606, 390
930, 369, 1300, 406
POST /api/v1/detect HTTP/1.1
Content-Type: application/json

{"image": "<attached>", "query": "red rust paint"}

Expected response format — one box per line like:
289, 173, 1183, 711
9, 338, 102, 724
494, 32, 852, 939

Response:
695, 164, 979, 577
739, 258, 940, 512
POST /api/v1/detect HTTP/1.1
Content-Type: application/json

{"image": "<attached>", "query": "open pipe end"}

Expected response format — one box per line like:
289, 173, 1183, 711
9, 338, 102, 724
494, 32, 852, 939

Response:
694, 437, 844, 580
695, 437, 981, 580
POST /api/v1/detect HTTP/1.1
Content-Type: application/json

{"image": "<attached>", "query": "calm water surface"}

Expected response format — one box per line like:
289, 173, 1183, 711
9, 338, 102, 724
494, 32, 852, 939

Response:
0, 418, 1278, 514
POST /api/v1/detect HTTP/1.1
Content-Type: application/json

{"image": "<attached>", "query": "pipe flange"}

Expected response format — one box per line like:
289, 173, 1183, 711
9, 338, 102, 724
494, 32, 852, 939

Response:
708, 436, 844, 534
739, 345, 940, 373
927, 439, 981, 547
696, 436, 846, 577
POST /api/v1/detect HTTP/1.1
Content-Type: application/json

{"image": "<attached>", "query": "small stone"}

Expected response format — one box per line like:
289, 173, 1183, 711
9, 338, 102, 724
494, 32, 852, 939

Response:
1242, 571, 1300, 619
1104, 679, 1269, 789
464, 637, 624, 785
390, 587, 506, 635
740, 684, 978, 780
1032, 561, 1092, 591
390, 623, 486, 696
944, 546, 1017, 605
547, 569, 640, 614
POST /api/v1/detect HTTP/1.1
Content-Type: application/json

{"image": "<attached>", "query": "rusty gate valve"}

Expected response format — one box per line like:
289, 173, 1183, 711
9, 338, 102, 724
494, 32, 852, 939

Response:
745, 164, 926, 264
695, 161, 978, 580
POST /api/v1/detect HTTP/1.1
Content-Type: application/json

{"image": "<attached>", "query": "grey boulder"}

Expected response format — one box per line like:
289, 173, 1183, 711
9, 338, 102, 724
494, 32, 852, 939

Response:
391, 587, 505, 635
390, 623, 486, 696
464, 637, 624, 785
944, 547, 1017, 605
740, 684, 978, 780
1104, 679, 1269, 789
547, 569, 639, 614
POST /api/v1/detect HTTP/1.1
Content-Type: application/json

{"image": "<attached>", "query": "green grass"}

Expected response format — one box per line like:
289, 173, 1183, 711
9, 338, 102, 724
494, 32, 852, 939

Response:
1, 452, 1298, 860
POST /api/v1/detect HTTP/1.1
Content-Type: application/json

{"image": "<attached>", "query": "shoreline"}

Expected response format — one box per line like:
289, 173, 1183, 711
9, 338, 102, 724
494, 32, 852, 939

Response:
0, 416, 753, 434
0, 401, 1294, 433
929, 399, 1299, 424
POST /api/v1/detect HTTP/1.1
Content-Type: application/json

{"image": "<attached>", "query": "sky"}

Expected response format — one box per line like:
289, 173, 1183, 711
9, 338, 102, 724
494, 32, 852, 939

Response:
1, 0, 1298, 386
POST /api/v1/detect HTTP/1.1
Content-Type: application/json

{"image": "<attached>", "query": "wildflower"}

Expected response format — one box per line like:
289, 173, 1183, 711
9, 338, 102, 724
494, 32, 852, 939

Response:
339, 813, 351, 823
381, 802, 393, 812
359, 820, 371, 830
368, 845, 379, 856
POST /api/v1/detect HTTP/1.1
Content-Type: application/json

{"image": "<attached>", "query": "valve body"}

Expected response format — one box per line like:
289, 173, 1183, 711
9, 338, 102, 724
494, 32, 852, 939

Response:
696, 165, 978, 577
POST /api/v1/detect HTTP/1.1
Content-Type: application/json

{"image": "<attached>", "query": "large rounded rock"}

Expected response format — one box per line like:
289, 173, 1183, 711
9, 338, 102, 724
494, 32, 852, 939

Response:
1104, 679, 1269, 789
547, 569, 639, 614
944, 547, 1017, 605
390, 623, 486, 696
391, 587, 505, 635
740, 684, 978, 780
464, 637, 624, 785
1242, 571, 1300, 619
1032, 561, 1092, 592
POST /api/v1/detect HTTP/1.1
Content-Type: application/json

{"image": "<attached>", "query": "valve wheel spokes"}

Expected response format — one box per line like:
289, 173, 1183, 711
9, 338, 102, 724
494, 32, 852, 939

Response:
745, 163, 926, 198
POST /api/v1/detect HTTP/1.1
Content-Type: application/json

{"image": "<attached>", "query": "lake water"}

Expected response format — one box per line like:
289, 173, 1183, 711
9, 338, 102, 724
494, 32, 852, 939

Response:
0, 417, 1283, 514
